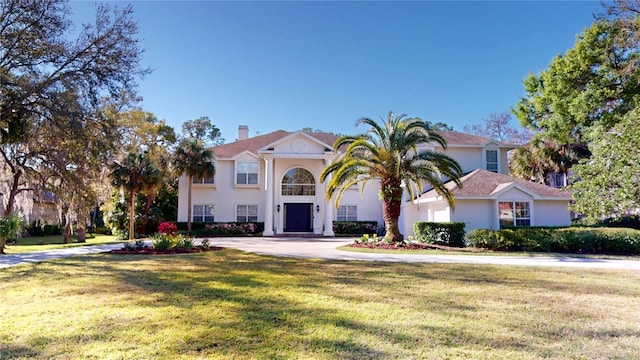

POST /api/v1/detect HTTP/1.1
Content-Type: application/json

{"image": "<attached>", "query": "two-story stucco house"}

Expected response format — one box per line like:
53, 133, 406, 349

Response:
177, 126, 572, 236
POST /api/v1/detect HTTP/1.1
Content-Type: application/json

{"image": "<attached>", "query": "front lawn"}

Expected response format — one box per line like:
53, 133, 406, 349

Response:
1, 250, 639, 359
4, 234, 122, 254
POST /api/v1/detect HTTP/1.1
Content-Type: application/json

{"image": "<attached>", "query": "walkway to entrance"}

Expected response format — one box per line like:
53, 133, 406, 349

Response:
1, 237, 639, 270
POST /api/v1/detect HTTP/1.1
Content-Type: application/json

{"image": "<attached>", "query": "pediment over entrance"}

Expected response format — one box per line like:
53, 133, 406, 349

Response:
259, 132, 333, 155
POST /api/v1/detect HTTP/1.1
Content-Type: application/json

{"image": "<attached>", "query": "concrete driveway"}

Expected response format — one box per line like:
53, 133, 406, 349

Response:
206, 237, 640, 270
1, 237, 640, 270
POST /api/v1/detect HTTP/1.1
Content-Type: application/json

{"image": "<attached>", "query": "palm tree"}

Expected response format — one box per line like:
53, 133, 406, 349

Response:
110, 152, 161, 240
173, 139, 215, 233
0, 213, 23, 254
320, 112, 463, 243
509, 146, 547, 183
510, 136, 590, 187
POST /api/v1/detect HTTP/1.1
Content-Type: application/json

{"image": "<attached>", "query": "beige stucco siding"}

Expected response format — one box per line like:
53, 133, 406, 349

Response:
534, 201, 572, 227
450, 199, 496, 231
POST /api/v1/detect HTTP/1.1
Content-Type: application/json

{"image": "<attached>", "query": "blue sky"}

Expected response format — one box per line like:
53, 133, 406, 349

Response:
72, 1, 603, 142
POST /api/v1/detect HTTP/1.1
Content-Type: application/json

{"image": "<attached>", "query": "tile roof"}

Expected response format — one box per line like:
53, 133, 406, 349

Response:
435, 131, 514, 147
211, 131, 339, 159
210, 130, 514, 159
420, 168, 571, 199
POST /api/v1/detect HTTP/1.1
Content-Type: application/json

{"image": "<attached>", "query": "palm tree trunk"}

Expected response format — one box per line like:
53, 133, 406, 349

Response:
129, 189, 136, 240
380, 178, 404, 243
187, 175, 193, 233
144, 193, 155, 234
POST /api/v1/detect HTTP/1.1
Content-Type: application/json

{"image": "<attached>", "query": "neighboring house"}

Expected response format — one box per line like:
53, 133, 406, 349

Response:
546, 171, 569, 189
176, 126, 573, 236
0, 191, 60, 224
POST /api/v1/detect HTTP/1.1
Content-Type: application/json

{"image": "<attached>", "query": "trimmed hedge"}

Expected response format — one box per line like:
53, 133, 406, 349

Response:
175, 222, 264, 236
413, 222, 466, 247
25, 221, 63, 236
466, 227, 640, 255
333, 221, 378, 235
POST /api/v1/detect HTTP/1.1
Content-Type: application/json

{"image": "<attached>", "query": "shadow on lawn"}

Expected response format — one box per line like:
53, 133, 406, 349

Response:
0, 345, 40, 359
8, 250, 640, 359
44, 251, 397, 358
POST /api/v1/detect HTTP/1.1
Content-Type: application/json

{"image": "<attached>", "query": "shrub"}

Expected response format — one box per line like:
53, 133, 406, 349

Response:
25, 221, 63, 236
176, 222, 264, 236
466, 227, 640, 255
176, 236, 195, 250
413, 222, 466, 247
601, 215, 640, 230
200, 238, 210, 249
94, 227, 112, 235
152, 234, 176, 251
158, 222, 178, 236
112, 228, 129, 240
333, 221, 378, 235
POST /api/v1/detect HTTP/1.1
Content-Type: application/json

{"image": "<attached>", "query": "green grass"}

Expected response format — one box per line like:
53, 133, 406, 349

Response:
339, 244, 640, 260
4, 234, 123, 254
1, 250, 639, 359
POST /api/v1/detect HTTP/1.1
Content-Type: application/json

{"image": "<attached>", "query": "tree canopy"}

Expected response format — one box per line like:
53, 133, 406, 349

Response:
0, 0, 148, 226
512, 0, 640, 220
182, 117, 224, 146
464, 112, 531, 145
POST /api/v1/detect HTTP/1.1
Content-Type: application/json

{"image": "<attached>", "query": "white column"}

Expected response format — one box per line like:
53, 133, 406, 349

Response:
263, 157, 274, 236
323, 157, 335, 236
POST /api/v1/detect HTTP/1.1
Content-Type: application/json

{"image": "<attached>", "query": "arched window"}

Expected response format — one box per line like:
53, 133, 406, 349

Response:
281, 168, 316, 196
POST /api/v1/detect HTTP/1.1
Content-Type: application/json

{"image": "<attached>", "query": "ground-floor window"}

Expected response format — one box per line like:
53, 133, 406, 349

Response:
337, 205, 357, 221
499, 201, 530, 228
193, 204, 214, 222
237, 204, 258, 222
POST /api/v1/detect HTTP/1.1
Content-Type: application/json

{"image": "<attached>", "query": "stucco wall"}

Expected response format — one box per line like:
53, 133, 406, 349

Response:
450, 199, 496, 231
335, 181, 383, 223
440, 147, 483, 173
497, 187, 533, 201
534, 201, 572, 227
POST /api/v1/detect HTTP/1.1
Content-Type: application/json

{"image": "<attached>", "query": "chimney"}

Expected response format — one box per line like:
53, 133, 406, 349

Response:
238, 125, 249, 140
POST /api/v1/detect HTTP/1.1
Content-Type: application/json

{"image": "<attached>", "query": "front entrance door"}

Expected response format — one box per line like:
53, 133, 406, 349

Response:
284, 203, 313, 232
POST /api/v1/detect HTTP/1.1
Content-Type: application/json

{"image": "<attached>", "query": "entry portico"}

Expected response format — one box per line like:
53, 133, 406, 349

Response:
259, 135, 337, 236
177, 128, 383, 236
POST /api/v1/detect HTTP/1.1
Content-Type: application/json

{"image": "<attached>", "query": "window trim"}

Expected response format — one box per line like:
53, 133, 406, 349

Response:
193, 204, 215, 223
485, 148, 499, 173
236, 204, 258, 222
336, 205, 358, 221
498, 201, 531, 228
281, 168, 316, 196
192, 161, 216, 185
235, 161, 259, 187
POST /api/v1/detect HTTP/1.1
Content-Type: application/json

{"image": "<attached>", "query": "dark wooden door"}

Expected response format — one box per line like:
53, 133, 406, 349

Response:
284, 203, 312, 232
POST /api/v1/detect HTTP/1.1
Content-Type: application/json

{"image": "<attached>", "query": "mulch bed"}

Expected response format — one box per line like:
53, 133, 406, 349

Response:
108, 245, 225, 255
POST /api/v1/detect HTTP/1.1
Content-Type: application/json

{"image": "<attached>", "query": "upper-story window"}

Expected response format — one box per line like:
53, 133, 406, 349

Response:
553, 173, 565, 188
193, 174, 214, 184
236, 161, 259, 185
486, 149, 498, 173
282, 168, 316, 196
191, 161, 215, 184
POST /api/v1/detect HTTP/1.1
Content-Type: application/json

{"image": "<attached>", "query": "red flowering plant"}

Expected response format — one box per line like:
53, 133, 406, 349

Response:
157, 222, 178, 236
